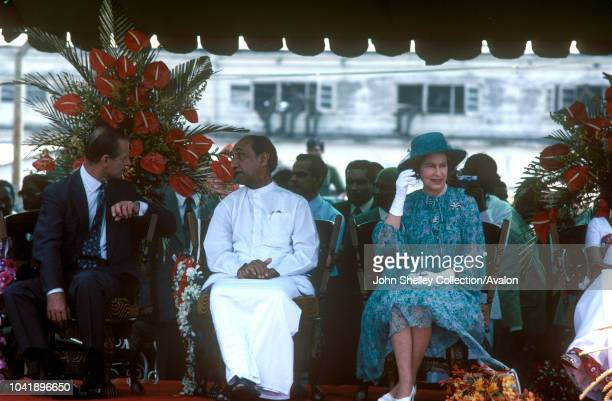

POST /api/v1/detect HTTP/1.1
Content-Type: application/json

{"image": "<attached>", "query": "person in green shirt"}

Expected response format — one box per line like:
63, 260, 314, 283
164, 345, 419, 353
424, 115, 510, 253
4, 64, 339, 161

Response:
306, 138, 345, 198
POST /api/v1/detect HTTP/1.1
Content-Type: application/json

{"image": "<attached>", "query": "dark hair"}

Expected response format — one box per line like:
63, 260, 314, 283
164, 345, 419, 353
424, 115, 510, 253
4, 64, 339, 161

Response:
296, 153, 328, 182
21, 174, 49, 192
0, 180, 15, 202
272, 168, 293, 190
241, 135, 278, 173
462, 153, 499, 194
306, 138, 324, 152
85, 125, 126, 163
346, 160, 377, 183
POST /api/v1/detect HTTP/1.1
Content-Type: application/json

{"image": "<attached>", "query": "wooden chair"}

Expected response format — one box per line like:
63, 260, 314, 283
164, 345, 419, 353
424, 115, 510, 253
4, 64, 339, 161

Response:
47, 214, 159, 396
193, 215, 342, 400
354, 219, 511, 397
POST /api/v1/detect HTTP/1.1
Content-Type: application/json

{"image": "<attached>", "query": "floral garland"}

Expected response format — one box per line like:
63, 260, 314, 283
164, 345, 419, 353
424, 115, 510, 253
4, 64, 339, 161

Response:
443, 364, 542, 401
529, 360, 580, 401
21, 0, 244, 202
172, 254, 204, 395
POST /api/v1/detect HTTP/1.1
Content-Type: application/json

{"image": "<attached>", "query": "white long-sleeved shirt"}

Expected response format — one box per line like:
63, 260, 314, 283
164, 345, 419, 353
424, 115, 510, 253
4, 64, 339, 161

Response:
202, 182, 319, 294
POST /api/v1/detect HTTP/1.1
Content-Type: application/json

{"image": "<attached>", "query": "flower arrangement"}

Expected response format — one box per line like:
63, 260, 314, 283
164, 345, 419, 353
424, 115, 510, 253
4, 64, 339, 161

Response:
519, 74, 611, 240
443, 364, 542, 401
21, 0, 246, 202
529, 360, 580, 401
172, 254, 204, 395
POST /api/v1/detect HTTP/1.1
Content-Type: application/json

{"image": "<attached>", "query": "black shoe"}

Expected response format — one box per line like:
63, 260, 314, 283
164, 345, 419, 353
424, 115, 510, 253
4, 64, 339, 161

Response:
228, 377, 258, 401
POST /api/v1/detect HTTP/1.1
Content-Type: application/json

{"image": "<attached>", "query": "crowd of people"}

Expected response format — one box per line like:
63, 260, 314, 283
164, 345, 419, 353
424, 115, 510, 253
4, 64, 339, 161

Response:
0, 127, 610, 401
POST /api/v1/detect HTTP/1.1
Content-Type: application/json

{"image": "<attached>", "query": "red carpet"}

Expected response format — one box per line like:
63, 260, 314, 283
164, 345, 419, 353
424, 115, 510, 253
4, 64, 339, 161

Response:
4, 381, 446, 401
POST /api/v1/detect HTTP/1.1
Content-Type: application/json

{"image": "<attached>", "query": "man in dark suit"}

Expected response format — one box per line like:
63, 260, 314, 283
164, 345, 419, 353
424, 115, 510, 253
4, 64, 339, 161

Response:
3, 125, 176, 396
319, 160, 377, 384
152, 187, 218, 379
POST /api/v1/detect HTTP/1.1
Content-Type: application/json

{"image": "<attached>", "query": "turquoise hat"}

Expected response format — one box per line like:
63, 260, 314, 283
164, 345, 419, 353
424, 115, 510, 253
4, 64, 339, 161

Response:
398, 132, 466, 172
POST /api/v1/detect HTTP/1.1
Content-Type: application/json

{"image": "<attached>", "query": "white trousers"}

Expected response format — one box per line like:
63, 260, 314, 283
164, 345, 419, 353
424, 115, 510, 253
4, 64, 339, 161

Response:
210, 277, 304, 400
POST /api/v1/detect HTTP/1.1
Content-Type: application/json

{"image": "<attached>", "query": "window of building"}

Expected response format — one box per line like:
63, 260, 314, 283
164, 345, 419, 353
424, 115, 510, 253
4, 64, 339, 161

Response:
467, 87, 479, 112
426, 85, 466, 115
428, 85, 451, 113
230, 84, 252, 110
397, 85, 423, 110
280, 83, 307, 112
26, 85, 47, 102
556, 84, 608, 109
317, 83, 334, 112
1, 84, 15, 103
254, 83, 277, 112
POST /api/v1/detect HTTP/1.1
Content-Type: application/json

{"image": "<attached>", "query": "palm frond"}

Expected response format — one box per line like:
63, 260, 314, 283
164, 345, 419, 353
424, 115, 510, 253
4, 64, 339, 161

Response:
17, 72, 87, 97
185, 123, 249, 136
161, 56, 213, 108
26, 28, 94, 86
27, 128, 75, 149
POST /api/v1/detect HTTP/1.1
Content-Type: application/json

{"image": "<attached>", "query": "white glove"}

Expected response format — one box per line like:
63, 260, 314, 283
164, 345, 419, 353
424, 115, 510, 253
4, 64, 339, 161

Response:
389, 169, 417, 217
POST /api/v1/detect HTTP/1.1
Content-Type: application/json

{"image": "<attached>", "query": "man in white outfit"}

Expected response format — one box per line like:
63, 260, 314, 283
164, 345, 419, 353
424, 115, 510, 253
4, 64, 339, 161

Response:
203, 135, 319, 401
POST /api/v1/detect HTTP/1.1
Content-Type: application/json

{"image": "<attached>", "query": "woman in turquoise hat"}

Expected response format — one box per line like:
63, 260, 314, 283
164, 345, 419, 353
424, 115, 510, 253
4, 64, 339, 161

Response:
356, 132, 505, 401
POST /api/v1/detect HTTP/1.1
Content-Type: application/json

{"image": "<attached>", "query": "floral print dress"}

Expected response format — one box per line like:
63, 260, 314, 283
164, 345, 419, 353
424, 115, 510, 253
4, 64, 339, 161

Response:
356, 186, 505, 382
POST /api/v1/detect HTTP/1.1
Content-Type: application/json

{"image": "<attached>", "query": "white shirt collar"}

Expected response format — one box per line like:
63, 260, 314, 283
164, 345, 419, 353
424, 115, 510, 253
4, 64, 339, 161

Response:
80, 165, 103, 194
352, 197, 374, 214
247, 181, 276, 195
175, 192, 201, 208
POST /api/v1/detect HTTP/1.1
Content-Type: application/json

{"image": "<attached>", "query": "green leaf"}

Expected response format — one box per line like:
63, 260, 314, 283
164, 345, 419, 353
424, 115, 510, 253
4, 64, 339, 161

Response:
26, 28, 94, 86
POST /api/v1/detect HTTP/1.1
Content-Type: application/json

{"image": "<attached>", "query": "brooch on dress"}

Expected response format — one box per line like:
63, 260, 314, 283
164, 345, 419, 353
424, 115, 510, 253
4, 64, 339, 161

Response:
450, 201, 462, 209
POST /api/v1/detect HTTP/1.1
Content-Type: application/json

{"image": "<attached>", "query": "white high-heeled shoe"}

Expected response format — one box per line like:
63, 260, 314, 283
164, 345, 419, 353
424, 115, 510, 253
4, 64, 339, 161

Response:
377, 392, 396, 401
394, 385, 416, 401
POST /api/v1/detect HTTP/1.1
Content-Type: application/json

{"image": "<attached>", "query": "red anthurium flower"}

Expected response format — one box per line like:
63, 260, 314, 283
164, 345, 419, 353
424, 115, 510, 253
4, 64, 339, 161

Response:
220, 143, 233, 155
566, 101, 587, 125
116, 55, 136, 80
582, 118, 611, 139
563, 165, 589, 192
133, 111, 160, 134
89, 48, 116, 75
532, 209, 557, 244
99, 105, 124, 128
181, 108, 198, 123
179, 146, 199, 169
539, 143, 571, 171
143, 61, 171, 89
211, 155, 234, 182
139, 153, 166, 175
32, 150, 56, 173
165, 128, 186, 149
127, 86, 149, 108
125, 30, 150, 52
130, 139, 144, 158
72, 157, 85, 171
53, 94, 83, 116
169, 173, 196, 198
188, 134, 213, 155
95, 76, 122, 99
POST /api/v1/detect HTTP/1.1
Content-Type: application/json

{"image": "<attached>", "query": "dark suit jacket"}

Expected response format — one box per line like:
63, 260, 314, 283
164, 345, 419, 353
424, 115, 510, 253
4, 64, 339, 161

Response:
33, 171, 176, 294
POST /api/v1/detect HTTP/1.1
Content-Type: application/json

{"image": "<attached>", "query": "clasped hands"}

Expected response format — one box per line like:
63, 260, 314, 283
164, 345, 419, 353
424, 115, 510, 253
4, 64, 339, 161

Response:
237, 258, 279, 279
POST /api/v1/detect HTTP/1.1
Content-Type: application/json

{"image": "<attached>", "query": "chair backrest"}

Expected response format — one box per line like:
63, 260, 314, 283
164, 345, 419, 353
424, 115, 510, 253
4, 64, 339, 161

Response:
5, 210, 40, 278
355, 219, 379, 296
551, 224, 589, 287
313, 215, 342, 295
